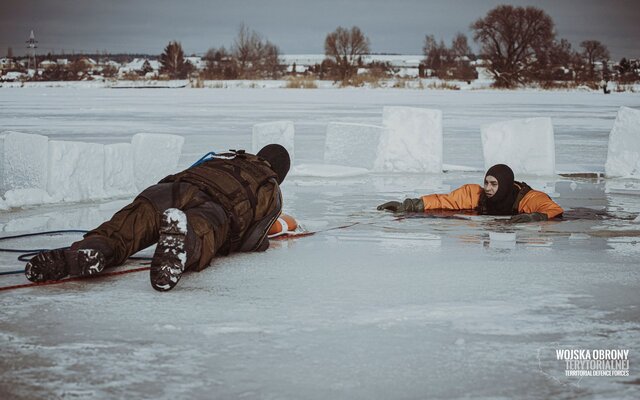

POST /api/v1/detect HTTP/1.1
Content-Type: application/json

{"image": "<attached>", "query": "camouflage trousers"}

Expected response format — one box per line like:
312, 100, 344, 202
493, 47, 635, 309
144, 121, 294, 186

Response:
71, 182, 229, 272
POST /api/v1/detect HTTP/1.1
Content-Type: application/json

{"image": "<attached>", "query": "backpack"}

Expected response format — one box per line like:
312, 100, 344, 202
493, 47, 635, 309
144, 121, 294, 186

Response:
162, 150, 280, 251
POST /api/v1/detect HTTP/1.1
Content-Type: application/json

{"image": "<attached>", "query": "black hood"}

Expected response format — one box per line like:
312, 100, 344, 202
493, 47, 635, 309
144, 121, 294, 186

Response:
484, 164, 516, 215
257, 144, 290, 184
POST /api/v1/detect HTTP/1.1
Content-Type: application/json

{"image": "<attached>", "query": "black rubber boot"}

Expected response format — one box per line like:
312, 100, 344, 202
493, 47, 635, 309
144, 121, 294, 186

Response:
25, 248, 106, 282
150, 208, 188, 292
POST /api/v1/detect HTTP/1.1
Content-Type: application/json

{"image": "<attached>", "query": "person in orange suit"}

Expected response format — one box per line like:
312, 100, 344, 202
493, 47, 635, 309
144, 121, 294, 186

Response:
377, 164, 563, 222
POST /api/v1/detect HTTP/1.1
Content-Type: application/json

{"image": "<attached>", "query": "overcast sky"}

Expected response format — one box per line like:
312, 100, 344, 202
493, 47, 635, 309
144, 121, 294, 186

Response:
1, 0, 638, 59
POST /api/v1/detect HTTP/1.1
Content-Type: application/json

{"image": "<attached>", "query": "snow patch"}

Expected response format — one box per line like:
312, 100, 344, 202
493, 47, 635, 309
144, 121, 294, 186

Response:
164, 208, 188, 233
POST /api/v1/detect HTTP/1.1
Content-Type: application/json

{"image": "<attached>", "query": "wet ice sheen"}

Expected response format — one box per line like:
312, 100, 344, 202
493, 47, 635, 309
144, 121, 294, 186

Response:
0, 89, 639, 399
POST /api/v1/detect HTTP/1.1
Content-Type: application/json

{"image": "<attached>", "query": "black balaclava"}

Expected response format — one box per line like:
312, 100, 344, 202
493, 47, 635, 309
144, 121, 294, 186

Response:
257, 144, 290, 184
484, 164, 516, 215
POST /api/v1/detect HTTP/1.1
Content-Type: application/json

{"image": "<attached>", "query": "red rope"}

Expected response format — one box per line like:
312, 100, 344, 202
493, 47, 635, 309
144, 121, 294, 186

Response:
0, 223, 359, 292
0, 266, 150, 292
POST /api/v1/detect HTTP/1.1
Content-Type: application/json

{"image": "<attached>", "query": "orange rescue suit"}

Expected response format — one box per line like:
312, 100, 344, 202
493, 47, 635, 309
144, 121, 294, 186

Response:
420, 184, 563, 219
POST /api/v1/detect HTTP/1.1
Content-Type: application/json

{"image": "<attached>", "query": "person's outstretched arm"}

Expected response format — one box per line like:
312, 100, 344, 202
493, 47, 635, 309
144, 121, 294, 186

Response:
377, 184, 483, 212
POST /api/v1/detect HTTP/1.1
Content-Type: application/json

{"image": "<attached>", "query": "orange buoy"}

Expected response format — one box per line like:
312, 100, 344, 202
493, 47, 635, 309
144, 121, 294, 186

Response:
268, 214, 298, 236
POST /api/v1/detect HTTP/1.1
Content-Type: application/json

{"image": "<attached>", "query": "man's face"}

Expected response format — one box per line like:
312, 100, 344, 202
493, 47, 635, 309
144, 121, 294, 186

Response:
484, 175, 499, 198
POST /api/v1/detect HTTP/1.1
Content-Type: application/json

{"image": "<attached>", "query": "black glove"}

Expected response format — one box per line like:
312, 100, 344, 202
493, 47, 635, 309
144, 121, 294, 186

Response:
377, 201, 402, 212
377, 198, 424, 212
509, 212, 548, 223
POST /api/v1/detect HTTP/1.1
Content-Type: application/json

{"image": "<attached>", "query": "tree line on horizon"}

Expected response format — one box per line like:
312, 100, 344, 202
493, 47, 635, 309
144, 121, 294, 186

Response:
4, 5, 639, 88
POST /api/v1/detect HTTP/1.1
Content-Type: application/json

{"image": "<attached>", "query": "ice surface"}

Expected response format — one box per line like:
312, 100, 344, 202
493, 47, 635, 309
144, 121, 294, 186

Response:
252, 121, 295, 163
604, 179, 640, 195
1, 188, 54, 209
132, 133, 184, 191
324, 122, 386, 169
104, 143, 136, 197
489, 231, 516, 241
376, 106, 442, 173
0, 131, 48, 195
604, 106, 640, 177
1, 89, 640, 399
47, 140, 105, 202
481, 117, 556, 176
291, 163, 370, 177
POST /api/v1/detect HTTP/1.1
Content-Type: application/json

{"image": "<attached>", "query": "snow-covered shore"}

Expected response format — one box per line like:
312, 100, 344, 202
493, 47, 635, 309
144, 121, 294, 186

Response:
3, 78, 638, 92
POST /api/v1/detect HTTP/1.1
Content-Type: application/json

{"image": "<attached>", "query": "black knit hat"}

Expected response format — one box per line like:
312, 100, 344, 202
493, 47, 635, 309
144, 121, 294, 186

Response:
257, 144, 290, 184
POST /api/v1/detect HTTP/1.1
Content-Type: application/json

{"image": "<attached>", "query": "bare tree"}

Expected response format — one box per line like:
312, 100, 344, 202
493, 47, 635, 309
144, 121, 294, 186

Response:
580, 40, 610, 79
471, 5, 556, 87
324, 26, 370, 81
422, 35, 447, 74
233, 24, 261, 77
530, 38, 577, 83
231, 24, 283, 79
160, 41, 188, 79
451, 33, 471, 58
422, 33, 475, 80
204, 47, 237, 79
261, 41, 283, 79
101, 64, 118, 78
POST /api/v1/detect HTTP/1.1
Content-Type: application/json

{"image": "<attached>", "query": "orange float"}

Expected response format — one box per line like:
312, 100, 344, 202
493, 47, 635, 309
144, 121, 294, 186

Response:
268, 213, 298, 236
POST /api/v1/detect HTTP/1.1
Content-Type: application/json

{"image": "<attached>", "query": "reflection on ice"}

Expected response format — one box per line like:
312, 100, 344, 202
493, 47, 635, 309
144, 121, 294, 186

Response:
488, 232, 516, 249
2, 90, 640, 398
606, 237, 640, 256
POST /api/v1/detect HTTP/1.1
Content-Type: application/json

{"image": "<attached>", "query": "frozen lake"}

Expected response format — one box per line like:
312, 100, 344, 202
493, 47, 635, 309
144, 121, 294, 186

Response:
1, 88, 639, 399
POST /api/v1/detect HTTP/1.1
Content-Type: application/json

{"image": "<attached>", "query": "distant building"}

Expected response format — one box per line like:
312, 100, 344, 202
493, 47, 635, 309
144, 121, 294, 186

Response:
78, 57, 97, 66
119, 58, 160, 77
185, 56, 205, 70
0, 71, 26, 81
281, 54, 424, 77
39, 60, 56, 69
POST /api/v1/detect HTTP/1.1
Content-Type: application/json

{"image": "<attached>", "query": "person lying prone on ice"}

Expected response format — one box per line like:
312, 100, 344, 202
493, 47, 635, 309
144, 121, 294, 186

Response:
25, 144, 296, 292
377, 164, 563, 223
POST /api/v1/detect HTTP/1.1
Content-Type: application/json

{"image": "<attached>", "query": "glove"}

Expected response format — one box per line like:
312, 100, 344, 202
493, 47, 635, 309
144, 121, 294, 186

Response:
377, 198, 424, 212
509, 212, 548, 223
377, 201, 402, 212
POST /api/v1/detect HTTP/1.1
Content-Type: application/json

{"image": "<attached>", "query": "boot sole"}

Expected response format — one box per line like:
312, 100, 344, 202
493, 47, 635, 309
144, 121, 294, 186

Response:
150, 208, 187, 292
25, 248, 105, 282
25, 249, 67, 282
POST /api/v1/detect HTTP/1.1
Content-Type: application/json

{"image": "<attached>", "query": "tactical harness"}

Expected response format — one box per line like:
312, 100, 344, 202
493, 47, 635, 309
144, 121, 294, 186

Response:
161, 150, 281, 253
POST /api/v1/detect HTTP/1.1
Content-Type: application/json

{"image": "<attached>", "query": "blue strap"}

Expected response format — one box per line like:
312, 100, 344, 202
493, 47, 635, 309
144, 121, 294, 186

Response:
190, 151, 217, 168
